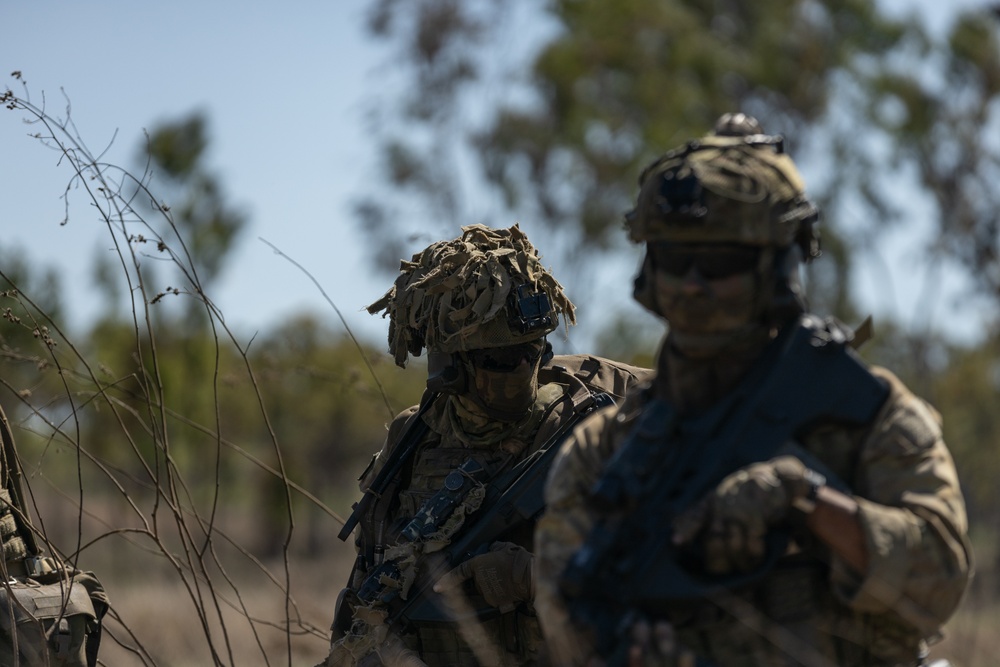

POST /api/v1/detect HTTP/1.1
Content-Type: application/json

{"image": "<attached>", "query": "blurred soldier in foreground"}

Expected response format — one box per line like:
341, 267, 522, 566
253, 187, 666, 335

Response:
322, 224, 650, 666
0, 404, 108, 666
534, 115, 972, 666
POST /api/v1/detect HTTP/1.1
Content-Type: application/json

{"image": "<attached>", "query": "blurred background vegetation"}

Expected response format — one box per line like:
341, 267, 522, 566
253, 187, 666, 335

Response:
3, 1, 1000, 664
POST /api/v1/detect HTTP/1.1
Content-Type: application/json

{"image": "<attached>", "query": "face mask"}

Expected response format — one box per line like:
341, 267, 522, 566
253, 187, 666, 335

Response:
460, 340, 545, 421
648, 243, 763, 336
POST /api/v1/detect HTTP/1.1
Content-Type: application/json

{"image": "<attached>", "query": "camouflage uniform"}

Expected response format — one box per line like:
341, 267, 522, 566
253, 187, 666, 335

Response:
324, 225, 650, 667
537, 362, 969, 666
534, 121, 971, 666
0, 404, 109, 667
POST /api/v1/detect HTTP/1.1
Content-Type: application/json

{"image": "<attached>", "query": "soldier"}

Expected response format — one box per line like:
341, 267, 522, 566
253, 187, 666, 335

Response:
534, 117, 972, 666
0, 403, 108, 666
322, 224, 650, 667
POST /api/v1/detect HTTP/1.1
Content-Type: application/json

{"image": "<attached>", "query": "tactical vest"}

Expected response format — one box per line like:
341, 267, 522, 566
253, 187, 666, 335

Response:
338, 356, 649, 667
390, 383, 563, 667
395, 383, 563, 524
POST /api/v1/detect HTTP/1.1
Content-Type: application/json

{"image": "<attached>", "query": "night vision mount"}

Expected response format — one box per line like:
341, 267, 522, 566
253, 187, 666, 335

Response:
508, 284, 553, 335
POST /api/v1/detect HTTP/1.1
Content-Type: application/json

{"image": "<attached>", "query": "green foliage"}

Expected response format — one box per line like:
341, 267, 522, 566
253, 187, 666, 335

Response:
34, 311, 427, 557
0, 248, 64, 342
356, 1, 1000, 352
0, 262, 68, 424
492, 0, 906, 247
863, 8, 1000, 300
147, 114, 208, 177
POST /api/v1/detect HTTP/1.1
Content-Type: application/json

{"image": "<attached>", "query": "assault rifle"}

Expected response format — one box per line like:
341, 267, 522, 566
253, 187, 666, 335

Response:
559, 316, 889, 666
359, 390, 614, 630
356, 457, 490, 607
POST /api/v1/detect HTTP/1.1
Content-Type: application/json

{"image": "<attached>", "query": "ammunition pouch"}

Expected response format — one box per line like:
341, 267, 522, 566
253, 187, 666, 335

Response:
0, 558, 108, 667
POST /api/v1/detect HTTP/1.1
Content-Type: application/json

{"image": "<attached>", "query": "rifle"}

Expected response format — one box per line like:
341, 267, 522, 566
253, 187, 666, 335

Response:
559, 316, 889, 665
362, 390, 615, 630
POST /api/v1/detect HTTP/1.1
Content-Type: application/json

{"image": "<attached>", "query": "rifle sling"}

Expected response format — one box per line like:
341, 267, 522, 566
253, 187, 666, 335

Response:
342, 391, 437, 561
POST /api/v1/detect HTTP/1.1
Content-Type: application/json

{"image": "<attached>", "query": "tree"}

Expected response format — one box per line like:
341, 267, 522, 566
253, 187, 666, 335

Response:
865, 11, 1000, 304
0, 247, 65, 397
354, 1, 1000, 351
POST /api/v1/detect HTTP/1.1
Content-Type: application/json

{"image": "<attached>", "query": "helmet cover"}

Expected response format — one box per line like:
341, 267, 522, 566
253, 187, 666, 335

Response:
626, 135, 819, 257
368, 224, 575, 367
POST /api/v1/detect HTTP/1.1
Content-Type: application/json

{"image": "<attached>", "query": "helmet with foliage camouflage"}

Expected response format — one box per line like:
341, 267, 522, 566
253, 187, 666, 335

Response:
367, 224, 575, 368
625, 134, 819, 259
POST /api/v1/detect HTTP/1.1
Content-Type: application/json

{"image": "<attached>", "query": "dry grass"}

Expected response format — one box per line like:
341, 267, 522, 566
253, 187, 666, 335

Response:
28, 493, 359, 666
928, 566, 1000, 667
96, 554, 355, 666
931, 603, 1000, 667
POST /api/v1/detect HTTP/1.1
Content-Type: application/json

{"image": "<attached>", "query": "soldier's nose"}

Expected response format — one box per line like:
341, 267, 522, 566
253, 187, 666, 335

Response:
680, 267, 709, 295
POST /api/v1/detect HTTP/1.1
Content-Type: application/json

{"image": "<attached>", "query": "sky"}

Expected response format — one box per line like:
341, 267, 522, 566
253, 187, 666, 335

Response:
2, 1, 398, 345
1, 0, 992, 356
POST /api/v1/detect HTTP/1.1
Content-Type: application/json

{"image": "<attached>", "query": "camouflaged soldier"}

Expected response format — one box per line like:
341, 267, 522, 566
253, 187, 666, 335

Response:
0, 404, 108, 666
322, 224, 650, 667
534, 116, 972, 666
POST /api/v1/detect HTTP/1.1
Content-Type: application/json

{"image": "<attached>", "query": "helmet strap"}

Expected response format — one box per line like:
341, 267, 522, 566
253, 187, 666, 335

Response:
764, 245, 807, 328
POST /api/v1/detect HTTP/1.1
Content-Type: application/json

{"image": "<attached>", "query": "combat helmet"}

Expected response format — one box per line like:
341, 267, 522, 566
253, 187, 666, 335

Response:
367, 224, 575, 370
626, 135, 819, 256
626, 114, 820, 320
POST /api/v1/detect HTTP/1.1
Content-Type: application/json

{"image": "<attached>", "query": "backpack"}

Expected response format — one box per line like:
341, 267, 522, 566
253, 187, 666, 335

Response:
0, 406, 108, 667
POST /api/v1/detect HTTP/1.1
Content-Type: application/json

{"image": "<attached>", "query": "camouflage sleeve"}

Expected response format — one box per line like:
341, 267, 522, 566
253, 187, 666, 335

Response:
534, 404, 620, 666
829, 366, 972, 635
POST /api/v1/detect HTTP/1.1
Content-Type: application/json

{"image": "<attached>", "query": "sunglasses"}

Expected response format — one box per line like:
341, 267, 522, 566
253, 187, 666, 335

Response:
649, 243, 761, 280
465, 340, 545, 372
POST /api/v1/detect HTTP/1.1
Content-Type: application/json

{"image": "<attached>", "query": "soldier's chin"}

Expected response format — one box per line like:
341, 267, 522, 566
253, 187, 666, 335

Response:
667, 318, 755, 337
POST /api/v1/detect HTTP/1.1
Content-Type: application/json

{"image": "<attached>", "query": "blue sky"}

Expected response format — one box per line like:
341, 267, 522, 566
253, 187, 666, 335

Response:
2, 1, 396, 344
2, 1, 991, 352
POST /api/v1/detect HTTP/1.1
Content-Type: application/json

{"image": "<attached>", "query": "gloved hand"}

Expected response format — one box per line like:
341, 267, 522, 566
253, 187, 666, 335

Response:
672, 455, 822, 575
433, 541, 534, 612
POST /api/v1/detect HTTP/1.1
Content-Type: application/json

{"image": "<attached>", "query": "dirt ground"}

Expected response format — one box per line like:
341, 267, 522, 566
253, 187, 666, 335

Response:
96, 555, 350, 666
96, 559, 994, 666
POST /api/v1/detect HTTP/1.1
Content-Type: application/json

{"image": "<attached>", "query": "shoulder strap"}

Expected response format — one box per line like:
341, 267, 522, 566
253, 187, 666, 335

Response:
338, 391, 438, 543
